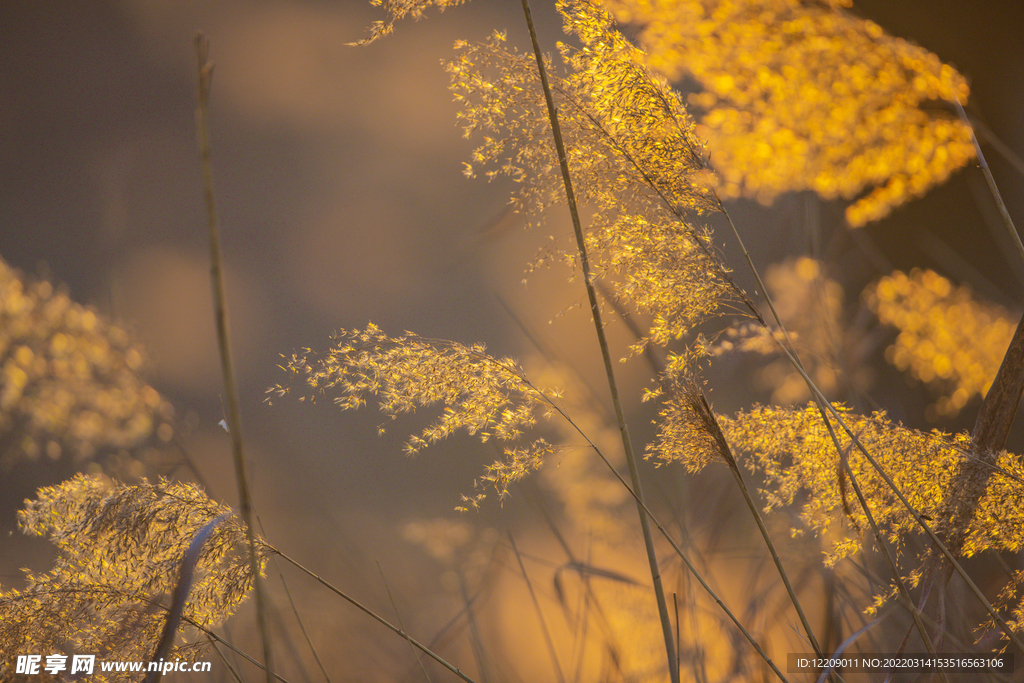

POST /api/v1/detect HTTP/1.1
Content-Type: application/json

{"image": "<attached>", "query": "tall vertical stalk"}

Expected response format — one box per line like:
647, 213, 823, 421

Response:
517, 2, 678, 681
940, 90, 1024, 563
193, 34, 275, 683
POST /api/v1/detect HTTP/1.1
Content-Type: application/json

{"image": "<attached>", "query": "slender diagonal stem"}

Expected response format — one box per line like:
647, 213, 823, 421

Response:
268, 541, 334, 683
840, 454, 944, 676
708, 190, 1024, 654
757, 319, 1024, 655
205, 636, 246, 683
183, 618, 292, 683
940, 90, 1024, 571
951, 91, 1024, 269
520, 376, 789, 681
275, 550, 479, 683
378, 562, 433, 683
193, 34, 274, 682
507, 531, 566, 683
518, 2, 678, 680
700, 394, 827, 666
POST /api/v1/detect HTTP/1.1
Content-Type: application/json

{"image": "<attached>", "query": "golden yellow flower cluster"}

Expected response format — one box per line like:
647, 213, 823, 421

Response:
717, 402, 1024, 563
270, 324, 556, 505
0, 475, 264, 675
866, 268, 1015, 418
0, 257, 172, 471
448, 0, 734, 349
606, 0, 975, 226
348, 0, 467, 45
645, 355, 725, 472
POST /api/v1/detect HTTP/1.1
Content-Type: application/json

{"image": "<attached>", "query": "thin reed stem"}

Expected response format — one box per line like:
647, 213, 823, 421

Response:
702, 398, 827, 667
969, 116, 1024, 179
206, 636, 246, 683
184, 617, 292, 683
507, 530, 566, 683
841, 456, 944, 675
526, 380, 789, 681
458, 573, 492, 683
518, 2, 678, 680
759, 319, 1024, 654
602, 262, 826, 667
193, 34, 274, 682
951, 91, 1024, 269
274, 549, 479, 683
378, 562, 433, 683
937, 92, 1024, 578
709, 190, 1024, 654
272, 551, 333, 683
531, 495, 628, 680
